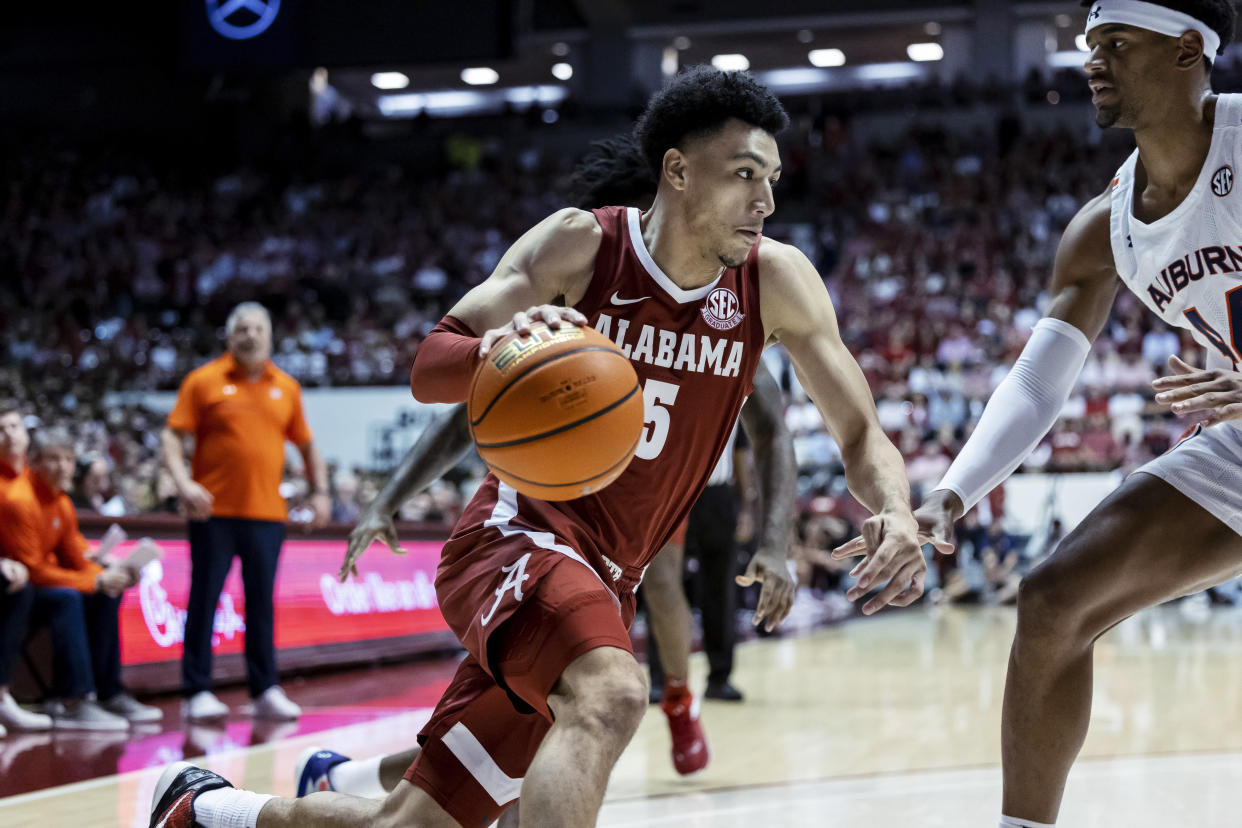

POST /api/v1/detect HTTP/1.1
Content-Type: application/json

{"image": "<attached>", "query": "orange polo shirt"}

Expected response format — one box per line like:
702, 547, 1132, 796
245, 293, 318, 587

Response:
167, 354, 314, 522
0, 460, 20, 496
0, 468, 101, 594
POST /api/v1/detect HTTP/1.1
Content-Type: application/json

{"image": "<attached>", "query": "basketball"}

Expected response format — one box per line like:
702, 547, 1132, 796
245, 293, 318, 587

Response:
468, 322, 644, 500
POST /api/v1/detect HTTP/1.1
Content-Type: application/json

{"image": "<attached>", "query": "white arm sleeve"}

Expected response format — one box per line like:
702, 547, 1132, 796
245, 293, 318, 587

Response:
936, 317, 1091, 512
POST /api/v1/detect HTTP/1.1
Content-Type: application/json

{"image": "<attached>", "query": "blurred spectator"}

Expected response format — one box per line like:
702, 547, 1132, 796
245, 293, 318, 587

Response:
72, 453, 126, 516
161, 302, 327, 723
0, 426, 159, 728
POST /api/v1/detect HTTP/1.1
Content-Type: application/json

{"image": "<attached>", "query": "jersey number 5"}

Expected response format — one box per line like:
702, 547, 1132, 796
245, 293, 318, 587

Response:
635, 379, 679, 460
1183, 286, 1242, 371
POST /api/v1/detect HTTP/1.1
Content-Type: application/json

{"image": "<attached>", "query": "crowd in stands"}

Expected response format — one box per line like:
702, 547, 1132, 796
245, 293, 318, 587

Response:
0, 79, 1214, 556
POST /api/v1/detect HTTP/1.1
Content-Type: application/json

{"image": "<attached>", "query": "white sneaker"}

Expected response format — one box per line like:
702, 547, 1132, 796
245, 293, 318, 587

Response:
0, 722, 6, 738
52, 699, 129, 731
248, 686, 301, 720
181, 690, 229, 722
0, 691, 52, 731
101, 693, 164, 723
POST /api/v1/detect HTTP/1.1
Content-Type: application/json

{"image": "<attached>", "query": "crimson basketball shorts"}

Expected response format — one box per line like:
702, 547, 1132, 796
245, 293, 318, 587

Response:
405, 525, 640, 827
668, 517, 689, 547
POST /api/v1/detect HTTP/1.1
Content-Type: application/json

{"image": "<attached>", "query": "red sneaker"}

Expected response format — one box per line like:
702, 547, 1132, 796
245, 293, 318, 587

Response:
661, 694, 709, 775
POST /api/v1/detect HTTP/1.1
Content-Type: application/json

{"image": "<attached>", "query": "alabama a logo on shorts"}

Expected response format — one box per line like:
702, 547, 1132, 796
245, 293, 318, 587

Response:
1212, 165, 1233, 197
701, 287, 744, 330
481, 552, 531, 626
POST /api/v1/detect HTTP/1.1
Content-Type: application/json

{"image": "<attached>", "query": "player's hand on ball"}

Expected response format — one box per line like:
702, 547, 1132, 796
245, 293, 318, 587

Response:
479, 305, 589, 356
736, 548, 795, 632
832, 510, 927, 615
339, 506, 407, 583
1152, 354, 1242, 426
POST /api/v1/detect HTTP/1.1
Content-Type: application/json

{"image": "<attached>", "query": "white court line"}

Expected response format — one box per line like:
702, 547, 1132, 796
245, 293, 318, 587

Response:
0, 709, 433, 810
598, 750, 1242, 826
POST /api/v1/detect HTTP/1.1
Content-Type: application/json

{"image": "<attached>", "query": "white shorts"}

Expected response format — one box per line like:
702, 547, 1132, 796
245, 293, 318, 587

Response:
1134, 423, 1242, 536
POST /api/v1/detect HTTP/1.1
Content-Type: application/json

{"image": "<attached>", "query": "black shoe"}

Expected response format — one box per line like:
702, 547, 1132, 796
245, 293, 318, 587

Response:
704, 681, 744, 702
150, 761, 232, 828
649, 685, 663, 705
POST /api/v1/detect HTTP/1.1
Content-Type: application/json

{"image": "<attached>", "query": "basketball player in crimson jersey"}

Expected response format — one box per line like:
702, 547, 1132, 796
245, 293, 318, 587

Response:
152, 66, 923, 828
836, 2, 1242, 826
293, 134, 795, 807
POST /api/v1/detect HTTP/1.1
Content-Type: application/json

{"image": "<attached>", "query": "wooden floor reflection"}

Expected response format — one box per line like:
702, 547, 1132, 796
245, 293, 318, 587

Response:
5, 605, 1242, 826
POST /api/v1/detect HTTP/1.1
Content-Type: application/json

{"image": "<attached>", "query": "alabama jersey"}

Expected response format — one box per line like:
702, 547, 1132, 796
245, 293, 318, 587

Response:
445, 205, 767, 588
1109, 93, 1242, 423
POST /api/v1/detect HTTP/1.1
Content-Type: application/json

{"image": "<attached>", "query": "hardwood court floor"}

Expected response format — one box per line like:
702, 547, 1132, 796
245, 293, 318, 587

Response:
4, 604, 1242, 826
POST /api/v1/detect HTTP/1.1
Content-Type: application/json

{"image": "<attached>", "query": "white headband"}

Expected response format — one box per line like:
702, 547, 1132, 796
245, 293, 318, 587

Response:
1086, 0, 1221, 62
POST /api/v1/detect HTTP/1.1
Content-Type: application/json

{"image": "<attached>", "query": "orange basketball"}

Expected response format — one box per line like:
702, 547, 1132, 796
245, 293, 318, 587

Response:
468, 322, 644, 501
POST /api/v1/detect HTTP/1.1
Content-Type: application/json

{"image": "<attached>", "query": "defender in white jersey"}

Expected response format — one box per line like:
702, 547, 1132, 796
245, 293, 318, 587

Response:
836, 1, 1242, 826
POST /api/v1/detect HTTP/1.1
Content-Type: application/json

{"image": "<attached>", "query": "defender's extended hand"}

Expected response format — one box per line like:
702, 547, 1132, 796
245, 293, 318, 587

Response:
736, 549, 795, 633
339, 507, 407, 583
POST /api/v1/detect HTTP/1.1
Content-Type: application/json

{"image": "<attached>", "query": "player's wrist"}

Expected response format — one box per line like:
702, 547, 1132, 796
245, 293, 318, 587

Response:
923, 488, 965, 521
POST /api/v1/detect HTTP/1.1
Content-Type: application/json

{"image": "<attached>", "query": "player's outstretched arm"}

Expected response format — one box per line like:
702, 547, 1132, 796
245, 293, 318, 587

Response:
339, 406, 473, 582
840, 191, 1120, 560
759, 239, 922, 615
736, 362, 797, 630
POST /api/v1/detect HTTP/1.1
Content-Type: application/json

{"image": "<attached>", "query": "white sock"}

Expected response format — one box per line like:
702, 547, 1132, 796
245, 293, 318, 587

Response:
999, 816, 1055, 828
192, 788, 275, 828
328, 755, 388, 799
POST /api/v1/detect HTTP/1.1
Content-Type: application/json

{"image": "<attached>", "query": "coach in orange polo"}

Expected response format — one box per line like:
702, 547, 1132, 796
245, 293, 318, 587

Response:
161, 302, 329, 722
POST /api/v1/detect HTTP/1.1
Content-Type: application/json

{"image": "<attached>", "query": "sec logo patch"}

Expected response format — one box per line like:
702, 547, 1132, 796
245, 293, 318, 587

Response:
1212, 165, 1233, 197
701, 287, 744, 330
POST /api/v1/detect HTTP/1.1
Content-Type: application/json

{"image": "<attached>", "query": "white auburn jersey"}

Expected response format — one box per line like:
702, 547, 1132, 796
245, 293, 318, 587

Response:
1109, 93, 1242, 406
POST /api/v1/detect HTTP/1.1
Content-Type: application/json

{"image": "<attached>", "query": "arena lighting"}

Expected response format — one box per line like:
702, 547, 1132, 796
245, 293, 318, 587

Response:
906, 42, 944, 62
504, 85, 568, 105
711, 53, 750, 71
378, 86, 568, 118
856, 62, 923, 81
808, 48, 845, 67
1076, 34, 1090, 51
370, 72, 409, 90
1049, 49, 1091, 68
551, 62, 573, 81
758, 68, 832, 90
378, 90, 483, 116
461, 67, 500, 85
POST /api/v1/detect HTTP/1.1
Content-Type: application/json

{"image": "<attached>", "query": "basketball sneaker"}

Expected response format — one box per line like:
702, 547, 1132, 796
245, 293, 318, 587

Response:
661, 693, 709, 775
294, 746, 350, 797
149, 761, 231, 828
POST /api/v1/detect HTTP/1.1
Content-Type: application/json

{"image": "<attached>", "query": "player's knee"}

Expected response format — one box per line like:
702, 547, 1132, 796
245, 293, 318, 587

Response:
1016, 550, 1092, 641
554, 650, 648, 738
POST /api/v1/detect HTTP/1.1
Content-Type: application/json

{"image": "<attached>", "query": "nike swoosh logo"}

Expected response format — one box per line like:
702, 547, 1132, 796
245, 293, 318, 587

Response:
610, 291, 650, 306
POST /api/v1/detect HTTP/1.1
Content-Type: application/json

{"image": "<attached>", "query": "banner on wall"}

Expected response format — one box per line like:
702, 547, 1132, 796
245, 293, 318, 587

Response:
116, 538, 449, 666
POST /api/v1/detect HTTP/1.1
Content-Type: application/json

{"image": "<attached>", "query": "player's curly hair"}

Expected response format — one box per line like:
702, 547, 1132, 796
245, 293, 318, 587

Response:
634, 65, 789, 178
1081, 0, 1237, 68
570, 133, 656, 210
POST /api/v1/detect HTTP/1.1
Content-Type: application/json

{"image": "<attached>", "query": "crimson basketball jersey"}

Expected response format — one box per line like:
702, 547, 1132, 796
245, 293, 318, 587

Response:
447, 205, 767, 586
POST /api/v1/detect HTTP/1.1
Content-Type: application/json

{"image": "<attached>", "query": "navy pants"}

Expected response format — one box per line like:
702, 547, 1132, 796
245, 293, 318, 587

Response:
182, 517, 285, 698
0, 583, 34, 687
22, 587, 123, 700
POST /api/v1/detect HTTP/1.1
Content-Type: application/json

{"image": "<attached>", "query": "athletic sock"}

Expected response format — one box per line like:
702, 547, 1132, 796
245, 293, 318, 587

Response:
192, 788, 275, 828
999, 815, 1055, 827
328, 755, 388, 798
662, 678, 692, 710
